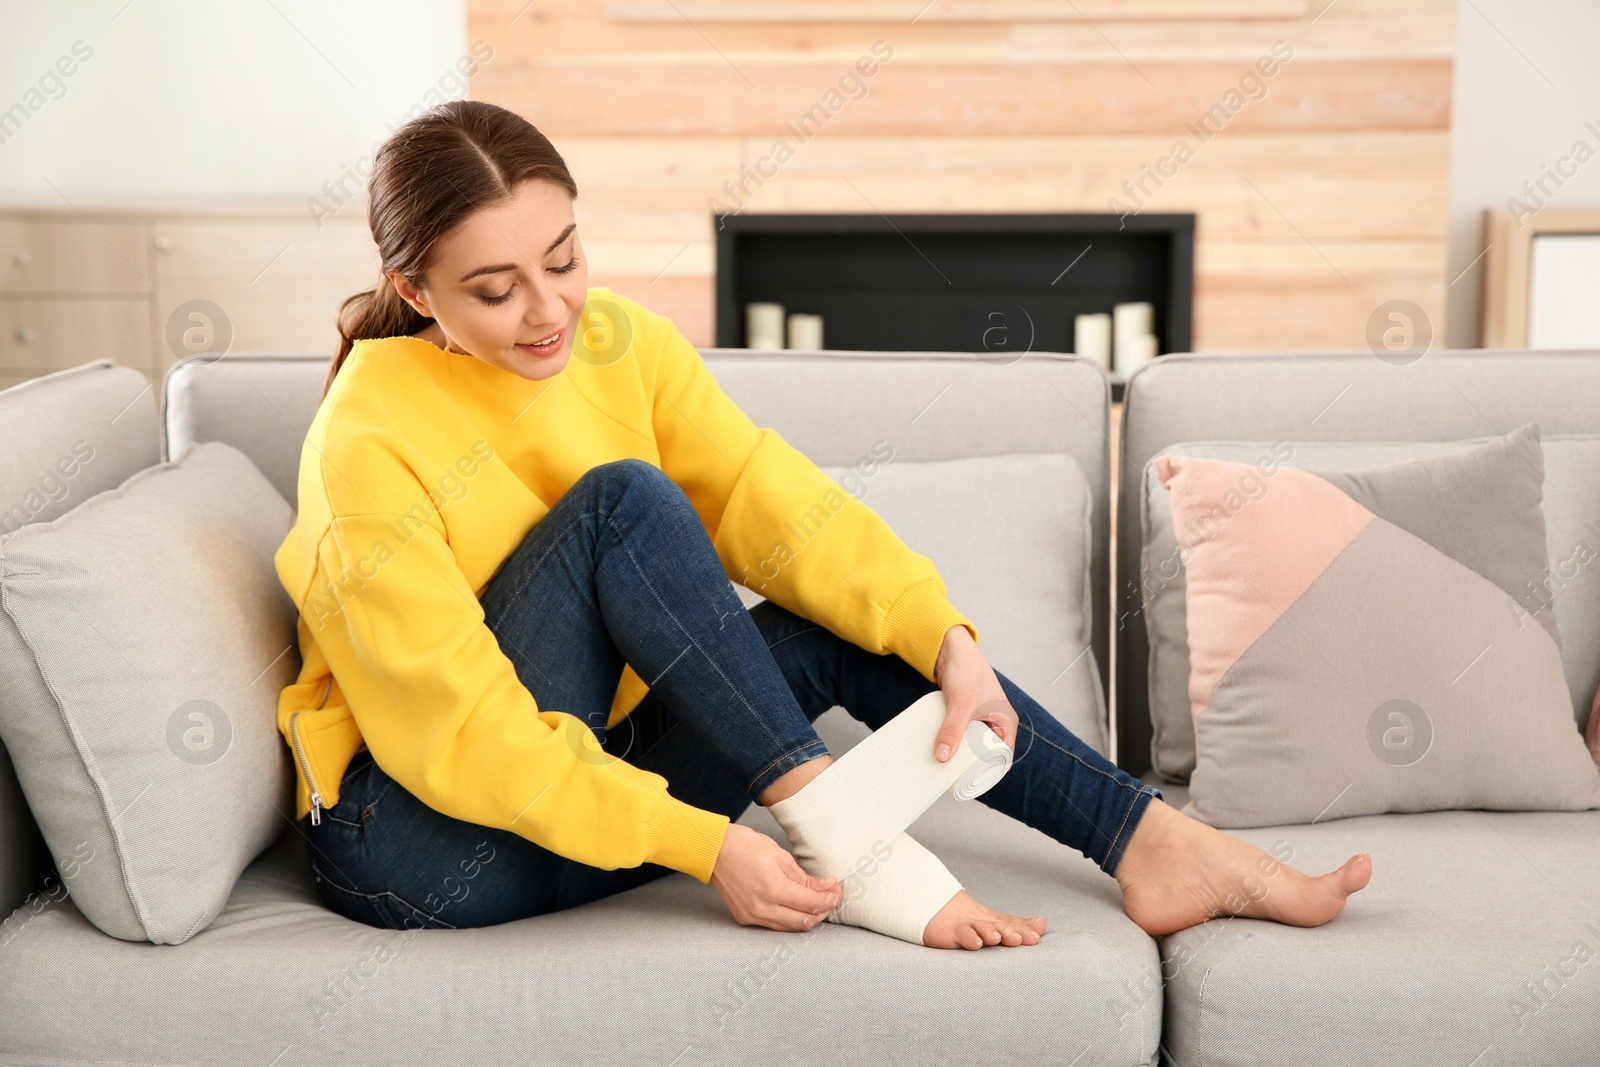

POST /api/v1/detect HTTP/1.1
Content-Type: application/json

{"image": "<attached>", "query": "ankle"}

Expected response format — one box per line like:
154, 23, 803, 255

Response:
760, 753, 835, 807
1118, 796, 1180, 873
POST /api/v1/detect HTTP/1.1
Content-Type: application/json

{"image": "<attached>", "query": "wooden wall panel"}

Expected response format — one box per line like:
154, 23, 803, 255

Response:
477, 61, 1451, 138
468, 0, 1453, 352
598, 1, 1314, 21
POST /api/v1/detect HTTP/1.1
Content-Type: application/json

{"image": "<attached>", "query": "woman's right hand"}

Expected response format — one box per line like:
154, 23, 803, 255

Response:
710, 823, 843, 932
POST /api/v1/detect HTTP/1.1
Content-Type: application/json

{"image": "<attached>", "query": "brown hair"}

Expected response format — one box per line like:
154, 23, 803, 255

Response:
325, 100, 579, 400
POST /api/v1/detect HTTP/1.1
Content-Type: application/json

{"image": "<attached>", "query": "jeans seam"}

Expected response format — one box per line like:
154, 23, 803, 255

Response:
316, 876, 459, 931
384, 890, 461, 931
1104, 785, 1157, 875
749, 737, 831, 799
1021, 717, 1147, 792
607, 511, 796, 762
490, 508, 592, 637
1018, 717, 1154, 869
762, 623, 824, 652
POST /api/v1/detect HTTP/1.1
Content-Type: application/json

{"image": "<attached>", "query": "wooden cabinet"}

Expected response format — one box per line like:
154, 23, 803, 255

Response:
148, 219, 379, 379
0, 204, 378, 390
0, 299, 152, 390
0, 218, 150, 295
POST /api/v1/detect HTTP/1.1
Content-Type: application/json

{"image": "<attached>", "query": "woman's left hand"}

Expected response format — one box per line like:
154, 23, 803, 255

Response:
930, 624, 1019, 762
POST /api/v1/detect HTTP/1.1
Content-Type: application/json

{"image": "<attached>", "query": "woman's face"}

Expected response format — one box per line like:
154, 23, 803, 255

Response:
390, 179, 588, 381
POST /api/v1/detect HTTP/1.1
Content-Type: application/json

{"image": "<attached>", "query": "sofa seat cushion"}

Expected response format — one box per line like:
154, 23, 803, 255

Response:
0, 740, 1163, 1067
1159, 807, 1600, 1066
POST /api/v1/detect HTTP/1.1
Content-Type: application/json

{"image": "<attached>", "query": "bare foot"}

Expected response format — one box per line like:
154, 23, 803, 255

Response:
1114, 798, 1373, 937
921, 890, 1048, 950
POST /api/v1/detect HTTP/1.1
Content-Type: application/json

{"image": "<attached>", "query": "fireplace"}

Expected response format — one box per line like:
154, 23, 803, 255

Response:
714, 212, 1194, 393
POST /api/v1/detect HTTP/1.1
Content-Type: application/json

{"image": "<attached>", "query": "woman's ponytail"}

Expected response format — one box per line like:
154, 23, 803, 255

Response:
321, 99, 579, 402
324, 279, 428, 400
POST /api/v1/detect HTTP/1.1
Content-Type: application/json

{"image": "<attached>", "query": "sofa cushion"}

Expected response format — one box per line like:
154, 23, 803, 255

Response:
162, 353, 327, 508
0, 359, 160, 919
1155, 425, 1600, 826
1590, 681, 1600, 764
0, 440, 299, 944
1142, 433, 1600, 782
1158, 807, 1600, 1066
1116, 350, 1600, 783
0, 782, 1163, 1066
163, 350, 1117, 752
806, 452, 1106, 751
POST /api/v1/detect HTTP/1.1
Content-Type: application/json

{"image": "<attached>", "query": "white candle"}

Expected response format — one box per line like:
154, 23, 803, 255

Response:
746, 302, 785, 349
1113, 302, 1156, 379
1113, 301, 1154, 350
1074, 313, 1111, 371
1116, 332, 1159, 379
786, 313, 823, 350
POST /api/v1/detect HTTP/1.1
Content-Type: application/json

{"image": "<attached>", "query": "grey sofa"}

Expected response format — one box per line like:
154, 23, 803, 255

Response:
1, 349, 1159, 1066
1, 346, 1596, 1066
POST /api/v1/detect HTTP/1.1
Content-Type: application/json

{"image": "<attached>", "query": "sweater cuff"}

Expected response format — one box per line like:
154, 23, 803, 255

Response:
881, 578, 979, 684
643, 795, 732, 883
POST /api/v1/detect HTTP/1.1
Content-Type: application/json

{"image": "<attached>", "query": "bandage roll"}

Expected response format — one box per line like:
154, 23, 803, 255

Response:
948, 718, 1013, 800
767, 690, 1013, 883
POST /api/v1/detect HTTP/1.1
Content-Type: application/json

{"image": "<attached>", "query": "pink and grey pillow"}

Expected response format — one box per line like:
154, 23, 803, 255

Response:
1156, 422, 1600, 828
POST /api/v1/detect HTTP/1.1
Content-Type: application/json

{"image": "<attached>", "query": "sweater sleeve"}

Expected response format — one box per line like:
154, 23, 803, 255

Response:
306, 508, 731, 882
647, 320, 978, 683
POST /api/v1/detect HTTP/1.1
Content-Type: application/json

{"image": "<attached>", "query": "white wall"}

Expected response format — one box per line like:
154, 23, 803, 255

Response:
0, 0, 467, 201
1446, 0, 1600, 347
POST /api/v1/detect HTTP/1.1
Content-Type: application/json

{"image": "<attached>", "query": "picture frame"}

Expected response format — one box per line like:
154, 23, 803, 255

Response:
1481, 205, 1600, 348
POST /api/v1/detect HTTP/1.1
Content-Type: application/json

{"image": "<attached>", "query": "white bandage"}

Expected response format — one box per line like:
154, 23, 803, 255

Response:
766, 690, 1013, 945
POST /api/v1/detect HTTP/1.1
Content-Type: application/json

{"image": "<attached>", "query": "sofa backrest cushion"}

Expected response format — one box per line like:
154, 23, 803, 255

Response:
1118, 349, 1600, 779
818, 452, 1105, 750
707, 349, 1113, 729
0, 360, 160, 921
162, 353, 326, 507
163, 347, 1116, 736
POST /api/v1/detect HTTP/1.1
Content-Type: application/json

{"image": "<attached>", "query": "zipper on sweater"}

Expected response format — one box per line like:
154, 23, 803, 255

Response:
290, 675, 335, 826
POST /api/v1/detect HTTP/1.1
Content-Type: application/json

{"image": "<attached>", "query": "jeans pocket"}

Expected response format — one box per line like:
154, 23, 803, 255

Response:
321, 749, 393, 829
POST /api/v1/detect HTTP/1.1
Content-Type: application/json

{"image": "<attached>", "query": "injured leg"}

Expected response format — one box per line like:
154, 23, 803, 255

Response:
765, 690, 1013, 945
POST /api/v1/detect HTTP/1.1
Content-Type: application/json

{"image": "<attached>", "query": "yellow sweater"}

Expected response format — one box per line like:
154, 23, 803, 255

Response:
273, 286, 978, 884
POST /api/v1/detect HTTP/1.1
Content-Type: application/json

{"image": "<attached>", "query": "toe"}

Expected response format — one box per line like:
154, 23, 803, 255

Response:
1340, 853, 1373, 894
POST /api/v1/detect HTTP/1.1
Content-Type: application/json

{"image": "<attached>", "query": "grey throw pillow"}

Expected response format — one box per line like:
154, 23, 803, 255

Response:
0, 440, 298, 943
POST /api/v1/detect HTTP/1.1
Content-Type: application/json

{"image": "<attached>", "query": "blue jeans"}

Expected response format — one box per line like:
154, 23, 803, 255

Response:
300, 459, 1160, 931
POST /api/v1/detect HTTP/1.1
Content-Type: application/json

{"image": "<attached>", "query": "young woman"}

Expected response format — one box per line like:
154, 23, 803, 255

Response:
276, 99, 1372, 950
